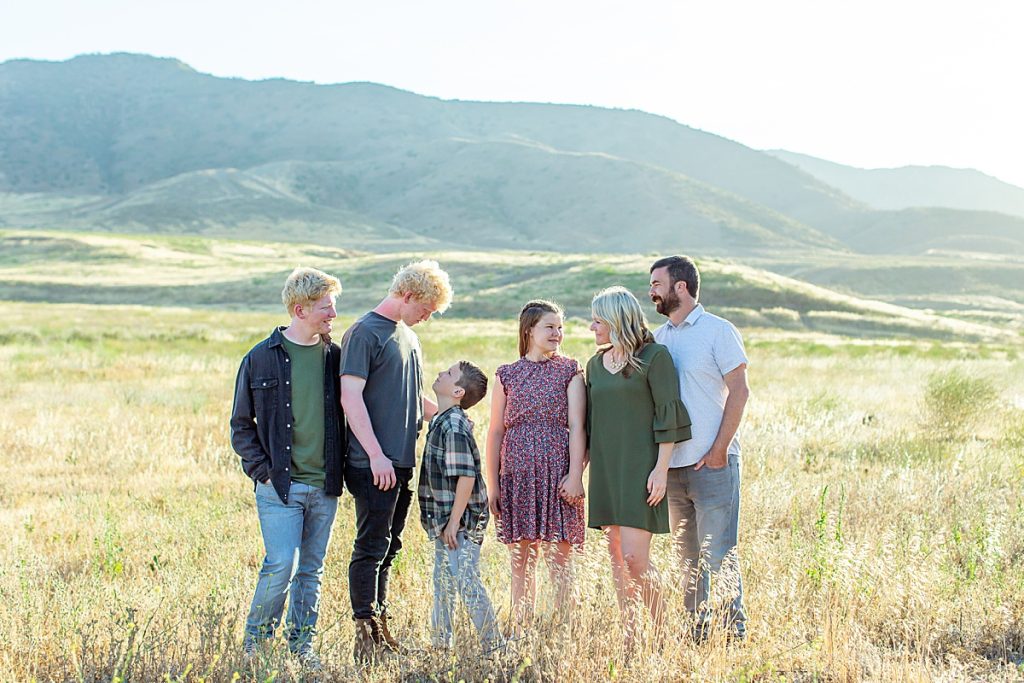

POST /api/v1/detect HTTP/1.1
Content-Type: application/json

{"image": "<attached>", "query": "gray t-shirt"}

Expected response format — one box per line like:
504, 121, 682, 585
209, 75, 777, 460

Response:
339, 311, 424, 469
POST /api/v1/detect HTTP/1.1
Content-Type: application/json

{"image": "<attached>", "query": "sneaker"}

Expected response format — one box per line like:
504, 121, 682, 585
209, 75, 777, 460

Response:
690, 620, 711, 645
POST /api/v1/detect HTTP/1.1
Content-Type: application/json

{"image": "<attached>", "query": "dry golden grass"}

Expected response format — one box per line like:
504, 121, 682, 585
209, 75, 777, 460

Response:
1, 301, 1022, 682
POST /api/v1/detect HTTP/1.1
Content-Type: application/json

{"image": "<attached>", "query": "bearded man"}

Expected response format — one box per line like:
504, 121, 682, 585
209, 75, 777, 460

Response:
648, 255, 750, 642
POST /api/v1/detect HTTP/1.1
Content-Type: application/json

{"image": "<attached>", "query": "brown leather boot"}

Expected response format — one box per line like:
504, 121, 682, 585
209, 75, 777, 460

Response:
352, 617, 387, 664
378, 613, 405, 654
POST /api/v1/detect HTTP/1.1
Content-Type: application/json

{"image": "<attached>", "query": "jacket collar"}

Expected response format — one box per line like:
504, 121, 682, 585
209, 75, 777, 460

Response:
267, 326, 287, 348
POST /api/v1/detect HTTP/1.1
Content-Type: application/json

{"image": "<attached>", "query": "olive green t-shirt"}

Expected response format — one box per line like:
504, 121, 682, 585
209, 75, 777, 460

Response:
282, 336, 326, 489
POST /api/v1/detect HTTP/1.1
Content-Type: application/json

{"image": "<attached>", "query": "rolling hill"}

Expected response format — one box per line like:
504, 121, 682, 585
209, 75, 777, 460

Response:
768, 149, 1024, 219
2, 53, 1021, 258
0, 229, 1014, 342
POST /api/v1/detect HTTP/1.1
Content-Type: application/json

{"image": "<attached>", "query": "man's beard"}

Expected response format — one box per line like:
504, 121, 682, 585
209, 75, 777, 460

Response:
653, 288, 680, 316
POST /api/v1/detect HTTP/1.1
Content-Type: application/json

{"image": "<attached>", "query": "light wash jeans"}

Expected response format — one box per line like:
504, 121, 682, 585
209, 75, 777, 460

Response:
244, 480, 338, 653
432, 531, 503, 650
666, 455, 746, 632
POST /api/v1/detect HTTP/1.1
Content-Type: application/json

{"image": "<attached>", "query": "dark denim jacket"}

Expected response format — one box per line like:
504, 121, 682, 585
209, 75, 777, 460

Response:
230, 327, 347, 502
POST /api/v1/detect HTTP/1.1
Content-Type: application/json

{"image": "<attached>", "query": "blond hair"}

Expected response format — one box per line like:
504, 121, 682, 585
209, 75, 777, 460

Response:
389, 260, 453, 313
591, 286, 654, 376
281, 267, 342, 314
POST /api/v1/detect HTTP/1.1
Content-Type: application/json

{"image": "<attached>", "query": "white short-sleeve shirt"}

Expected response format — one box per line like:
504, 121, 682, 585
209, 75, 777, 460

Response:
653, 304, 748, 468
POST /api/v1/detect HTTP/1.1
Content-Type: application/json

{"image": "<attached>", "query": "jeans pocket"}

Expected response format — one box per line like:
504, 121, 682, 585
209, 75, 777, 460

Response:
345, 466, 368, 497
693, 465, 733, 507
349, 467, 399, 512
367, 482, 400, 513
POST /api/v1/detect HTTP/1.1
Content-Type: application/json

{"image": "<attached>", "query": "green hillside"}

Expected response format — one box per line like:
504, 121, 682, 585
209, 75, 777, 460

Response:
0, 230, 1013, 342
842, 207, 1024, 254
0, 54, 848, 256
749, 250, 1024, 336
0, 54, 852, 225
2, 53, 1022, 260
5, 145, 841, 254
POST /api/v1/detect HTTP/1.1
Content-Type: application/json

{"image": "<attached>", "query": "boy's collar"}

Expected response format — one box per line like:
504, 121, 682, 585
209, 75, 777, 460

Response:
432, 403, 464, 422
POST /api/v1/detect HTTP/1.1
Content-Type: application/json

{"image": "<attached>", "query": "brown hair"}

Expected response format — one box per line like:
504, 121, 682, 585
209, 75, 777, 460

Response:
650, 255, 700, 300
455, 361, 488, 410
517, 299, 563, 358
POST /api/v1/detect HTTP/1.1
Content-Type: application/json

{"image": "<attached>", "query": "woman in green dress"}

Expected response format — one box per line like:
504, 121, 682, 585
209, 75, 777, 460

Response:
586, 286, 692, 649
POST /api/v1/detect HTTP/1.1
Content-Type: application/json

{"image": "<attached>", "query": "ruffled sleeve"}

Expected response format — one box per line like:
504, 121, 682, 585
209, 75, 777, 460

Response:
496, 363, 511, 392
647, 346, 692, 444
563, 356, 582, 388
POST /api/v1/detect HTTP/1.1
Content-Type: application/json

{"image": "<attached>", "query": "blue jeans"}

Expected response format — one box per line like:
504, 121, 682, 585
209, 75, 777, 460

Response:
244, 480, 339, 652
432, 532, 503, 650
666, 455, 746, 630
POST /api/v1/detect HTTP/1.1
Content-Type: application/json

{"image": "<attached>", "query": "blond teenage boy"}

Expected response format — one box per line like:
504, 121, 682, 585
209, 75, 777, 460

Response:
339, 260, 453, 662
230, 267, 345, 669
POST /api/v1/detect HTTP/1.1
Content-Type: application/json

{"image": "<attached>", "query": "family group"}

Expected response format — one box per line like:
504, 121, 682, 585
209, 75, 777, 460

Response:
229, 255, 749, 669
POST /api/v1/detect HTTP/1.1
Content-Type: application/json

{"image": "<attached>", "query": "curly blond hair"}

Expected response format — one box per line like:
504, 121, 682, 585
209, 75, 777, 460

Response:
281, 266, 342, 313
389, 260, 453, 313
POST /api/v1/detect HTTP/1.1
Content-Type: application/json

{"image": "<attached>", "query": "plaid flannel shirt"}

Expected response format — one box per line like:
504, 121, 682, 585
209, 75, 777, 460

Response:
418, 405, 490, 543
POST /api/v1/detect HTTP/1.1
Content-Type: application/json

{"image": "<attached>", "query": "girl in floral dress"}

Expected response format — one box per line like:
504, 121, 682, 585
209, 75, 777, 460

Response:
485, 300, 587, 626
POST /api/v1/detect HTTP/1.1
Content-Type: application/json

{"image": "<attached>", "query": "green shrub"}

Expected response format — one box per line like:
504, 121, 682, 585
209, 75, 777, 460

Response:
923, 368, 998, 440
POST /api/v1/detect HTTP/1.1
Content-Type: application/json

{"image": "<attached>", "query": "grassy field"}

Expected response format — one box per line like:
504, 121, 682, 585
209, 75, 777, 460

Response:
1, 300, 1023, 682
1, 229, 1017, 344
748, 251, 1024, 335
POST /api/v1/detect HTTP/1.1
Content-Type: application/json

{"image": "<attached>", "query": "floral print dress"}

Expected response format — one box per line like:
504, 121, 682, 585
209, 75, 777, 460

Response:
495, 354, 585, 545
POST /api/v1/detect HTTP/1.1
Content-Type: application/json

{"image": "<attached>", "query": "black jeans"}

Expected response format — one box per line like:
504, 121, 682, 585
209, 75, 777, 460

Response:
347, 464, 414, 619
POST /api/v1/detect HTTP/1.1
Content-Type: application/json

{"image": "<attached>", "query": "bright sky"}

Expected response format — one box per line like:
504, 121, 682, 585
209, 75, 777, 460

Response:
3, 0, 1023, 187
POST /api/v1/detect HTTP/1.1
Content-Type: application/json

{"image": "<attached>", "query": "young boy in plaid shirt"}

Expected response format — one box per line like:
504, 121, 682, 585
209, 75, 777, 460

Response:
418, 360, 504, 651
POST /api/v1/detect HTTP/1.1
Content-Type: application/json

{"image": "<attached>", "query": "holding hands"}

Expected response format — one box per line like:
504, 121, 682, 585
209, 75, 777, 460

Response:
558, 472, 585, 504
488, 489, 501, 519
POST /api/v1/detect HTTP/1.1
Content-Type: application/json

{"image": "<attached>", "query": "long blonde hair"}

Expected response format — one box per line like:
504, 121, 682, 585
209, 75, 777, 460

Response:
591, 286, 654, 376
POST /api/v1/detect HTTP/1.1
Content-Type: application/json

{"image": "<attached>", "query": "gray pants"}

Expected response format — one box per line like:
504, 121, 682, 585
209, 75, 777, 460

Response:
432, 532, 503, 650
666, 455, 746, 630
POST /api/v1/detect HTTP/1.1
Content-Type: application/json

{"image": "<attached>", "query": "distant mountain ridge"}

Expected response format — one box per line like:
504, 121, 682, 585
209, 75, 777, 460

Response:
1, 53, 1023, 256
767, 149, 1024, 219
